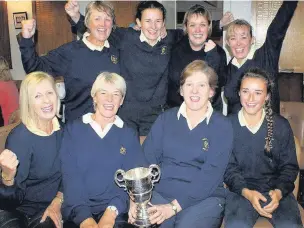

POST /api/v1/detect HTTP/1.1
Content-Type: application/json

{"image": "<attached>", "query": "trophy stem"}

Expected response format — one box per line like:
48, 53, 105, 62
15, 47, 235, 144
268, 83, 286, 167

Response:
134, 202, 152, 227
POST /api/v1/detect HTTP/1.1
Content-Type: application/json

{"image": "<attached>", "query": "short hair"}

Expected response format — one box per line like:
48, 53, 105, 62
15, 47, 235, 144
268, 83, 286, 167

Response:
19, 72, 59, 127
0, 56, 12, 81
136, 1, 166, 21
85, 1, 116, 30
91, 72, 126, 99
226, 19, 253, 41
183, 4, 212, 36
180, 60, 218, 94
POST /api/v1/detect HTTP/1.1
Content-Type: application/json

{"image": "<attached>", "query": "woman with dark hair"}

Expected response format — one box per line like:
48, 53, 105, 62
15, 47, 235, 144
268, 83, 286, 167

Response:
224, 1, 298, 114
224, 68, 302, 227
66, 0, 182, 143
0, 72, 63, 228
167, 4, 230, 112
129, 60, 233, 228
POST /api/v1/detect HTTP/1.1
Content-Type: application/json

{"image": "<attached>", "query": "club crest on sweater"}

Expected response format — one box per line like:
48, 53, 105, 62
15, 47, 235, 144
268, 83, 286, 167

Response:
161, 46, 167, 55
120, 146, 126, 155
111, 55, 118, 64
202, 138, 209, 151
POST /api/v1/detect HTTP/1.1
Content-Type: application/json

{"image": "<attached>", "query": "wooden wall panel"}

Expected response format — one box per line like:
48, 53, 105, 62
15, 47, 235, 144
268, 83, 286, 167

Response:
109, 1, 139, 27
252, 1, 304, 73
33, 1, 75, 56
0, 1, 12, 68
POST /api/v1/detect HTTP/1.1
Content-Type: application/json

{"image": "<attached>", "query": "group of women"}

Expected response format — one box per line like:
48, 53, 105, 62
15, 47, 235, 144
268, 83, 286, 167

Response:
0, 0, 302, 227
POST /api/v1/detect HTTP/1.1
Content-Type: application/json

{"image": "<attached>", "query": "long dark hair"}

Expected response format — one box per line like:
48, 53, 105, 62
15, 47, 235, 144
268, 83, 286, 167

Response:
238, 68, 275, 157
136, 1, 166, 21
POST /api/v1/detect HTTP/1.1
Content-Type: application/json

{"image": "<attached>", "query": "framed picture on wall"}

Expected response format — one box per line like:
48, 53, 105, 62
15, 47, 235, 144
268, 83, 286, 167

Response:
13, 12, 27, 29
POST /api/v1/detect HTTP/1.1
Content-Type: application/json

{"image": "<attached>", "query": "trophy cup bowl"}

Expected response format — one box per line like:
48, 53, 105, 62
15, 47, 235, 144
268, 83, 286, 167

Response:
114, 164, 161, 227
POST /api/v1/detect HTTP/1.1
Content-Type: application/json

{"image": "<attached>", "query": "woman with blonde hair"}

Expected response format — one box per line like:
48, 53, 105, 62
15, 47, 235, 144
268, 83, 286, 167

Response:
61, 72, 144, 228
0, 71, 64, 228
0, 56, 19, 126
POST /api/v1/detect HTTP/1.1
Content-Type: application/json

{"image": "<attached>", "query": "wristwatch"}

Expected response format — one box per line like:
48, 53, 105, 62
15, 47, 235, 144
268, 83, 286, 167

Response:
169, 202, 177, 215
107, 206, 119, 216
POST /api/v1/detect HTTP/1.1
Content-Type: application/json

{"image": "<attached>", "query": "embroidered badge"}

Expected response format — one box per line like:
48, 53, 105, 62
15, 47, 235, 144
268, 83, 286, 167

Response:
202, 138, 209, 151
120, 146, 126, 155
111, 55, 118, 64
161, 46, 167, 55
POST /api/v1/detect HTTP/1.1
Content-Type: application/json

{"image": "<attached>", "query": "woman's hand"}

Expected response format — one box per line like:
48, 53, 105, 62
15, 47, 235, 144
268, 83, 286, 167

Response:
204, 40, 216, 52
128, 199, 137, 224
98, 208, 116, 228
80, 218, 98, 228
0, 149, 19, 186
40, 196, 63, 228
147, 203, 175, 225
65, 0, 81, 23
263, 189, 282, 213
242, 188, 272, 218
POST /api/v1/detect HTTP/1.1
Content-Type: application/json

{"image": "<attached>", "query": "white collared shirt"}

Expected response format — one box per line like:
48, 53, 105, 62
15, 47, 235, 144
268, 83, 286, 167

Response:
139, 31, 161, 47
82, 32, 110, 51
82, 113, 124, 139
231, 45, 256, 68
238, 108, 266, 134
26, 117, 61, 136
177, 101, 213, 130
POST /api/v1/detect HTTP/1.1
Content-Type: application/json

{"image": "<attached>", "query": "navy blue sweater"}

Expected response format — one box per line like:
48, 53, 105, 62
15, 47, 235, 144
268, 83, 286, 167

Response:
73, 17, 183, 107
143, 108, 233, 209
60, 118, 145, 225
168, 36, 227, 111
0, 123, 62, 217
224, 114, 299, 198
18, 36, 120, 121
224, 1, 298, 114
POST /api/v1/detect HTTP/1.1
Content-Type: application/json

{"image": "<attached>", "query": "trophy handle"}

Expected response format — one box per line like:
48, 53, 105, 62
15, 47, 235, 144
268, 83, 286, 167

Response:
114, 169, 126, 190
149, 164, 161, 184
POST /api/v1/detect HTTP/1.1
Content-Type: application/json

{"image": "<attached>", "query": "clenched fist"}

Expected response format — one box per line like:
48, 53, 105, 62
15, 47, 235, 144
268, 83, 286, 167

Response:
0, 149, 19, 181
65, 0, 81, 23
22, 19, 36, 39
204, 40, 216, 52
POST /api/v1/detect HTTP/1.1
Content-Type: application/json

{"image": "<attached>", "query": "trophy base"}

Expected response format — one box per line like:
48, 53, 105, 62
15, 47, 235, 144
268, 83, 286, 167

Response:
134, 219, 152, 227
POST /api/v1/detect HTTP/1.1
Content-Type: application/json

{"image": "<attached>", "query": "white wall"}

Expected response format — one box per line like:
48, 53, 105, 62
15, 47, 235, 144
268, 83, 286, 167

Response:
7, 1, 32, 80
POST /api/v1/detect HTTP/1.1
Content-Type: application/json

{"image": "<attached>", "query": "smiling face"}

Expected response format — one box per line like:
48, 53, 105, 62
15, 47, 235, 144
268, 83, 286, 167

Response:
31, 79, 58, 123
185, 13, 210, 51
87, 9, 113, 46
136, 8, 164, 46
226, 25, 254, 63
93, 81, 124, 122
180, 71, 214, 114
239, 77, 269, 117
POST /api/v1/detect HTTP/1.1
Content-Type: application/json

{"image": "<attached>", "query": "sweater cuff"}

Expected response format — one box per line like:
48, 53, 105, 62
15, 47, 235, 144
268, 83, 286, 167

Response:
109, 196, 128, 215
17, 34, 34, 47
73, 206, 92, 226
275, 184, 291, 198
74, 14, 85, 27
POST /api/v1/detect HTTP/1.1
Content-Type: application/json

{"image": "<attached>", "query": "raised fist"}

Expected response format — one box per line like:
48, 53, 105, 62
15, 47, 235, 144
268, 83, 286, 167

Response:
220, 11, 234, 28
204, 40, 216, 52
22, 19, 36, 39
0, 149, 19, 181
65, 0, 81, 22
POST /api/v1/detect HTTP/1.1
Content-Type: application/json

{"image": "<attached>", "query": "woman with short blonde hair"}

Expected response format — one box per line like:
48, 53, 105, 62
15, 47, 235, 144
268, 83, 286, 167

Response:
0, 71, 64, 228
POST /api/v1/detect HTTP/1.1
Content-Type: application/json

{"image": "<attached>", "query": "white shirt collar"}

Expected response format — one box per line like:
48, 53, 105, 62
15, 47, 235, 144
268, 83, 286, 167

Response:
82, 32, 110, 51
238, 108, 266, 134
177, 101, 213, 130
139, 31, 161, 47
231, 44, 256, 68
82, 113, 123, 139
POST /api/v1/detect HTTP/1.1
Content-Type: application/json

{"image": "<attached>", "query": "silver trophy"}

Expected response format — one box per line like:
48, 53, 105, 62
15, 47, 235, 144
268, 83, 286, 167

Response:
114, 164, 161, 227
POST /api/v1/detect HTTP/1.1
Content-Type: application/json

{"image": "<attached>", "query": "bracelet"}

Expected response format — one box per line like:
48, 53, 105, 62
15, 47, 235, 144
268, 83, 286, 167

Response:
1, 172, 14, 182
